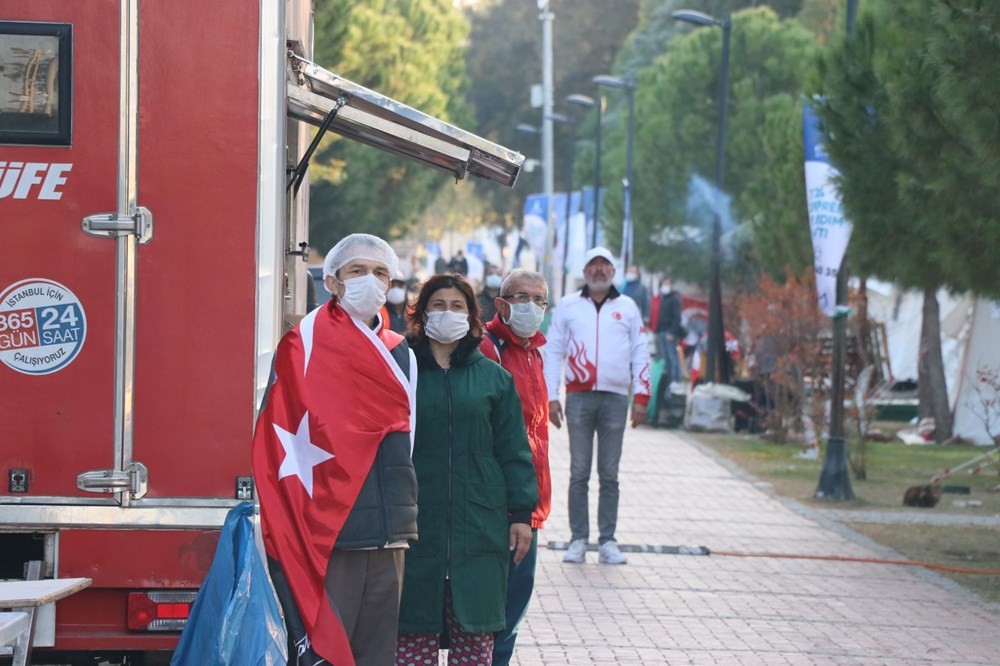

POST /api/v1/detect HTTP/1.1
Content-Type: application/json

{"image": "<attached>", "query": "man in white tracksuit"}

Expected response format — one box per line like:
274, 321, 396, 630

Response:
544, 247, 651, 565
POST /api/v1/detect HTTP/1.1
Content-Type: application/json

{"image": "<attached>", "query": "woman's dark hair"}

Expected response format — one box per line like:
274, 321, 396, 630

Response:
407, 273, 483, 343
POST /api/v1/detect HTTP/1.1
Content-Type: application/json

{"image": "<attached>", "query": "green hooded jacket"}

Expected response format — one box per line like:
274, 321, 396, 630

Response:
398, 337, 538, 634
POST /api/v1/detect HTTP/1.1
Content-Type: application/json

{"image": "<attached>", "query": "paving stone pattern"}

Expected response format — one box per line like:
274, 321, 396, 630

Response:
504, 425, 1000, 665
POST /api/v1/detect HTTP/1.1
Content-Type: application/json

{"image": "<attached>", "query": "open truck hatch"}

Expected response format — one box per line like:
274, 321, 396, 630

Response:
286, 52, 523, 188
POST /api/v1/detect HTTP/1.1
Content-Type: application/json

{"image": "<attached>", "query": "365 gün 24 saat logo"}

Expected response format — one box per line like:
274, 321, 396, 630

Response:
0, 279, 87, 375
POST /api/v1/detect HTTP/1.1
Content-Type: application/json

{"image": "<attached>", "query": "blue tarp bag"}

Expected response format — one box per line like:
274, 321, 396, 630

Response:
171, 502, 287, 665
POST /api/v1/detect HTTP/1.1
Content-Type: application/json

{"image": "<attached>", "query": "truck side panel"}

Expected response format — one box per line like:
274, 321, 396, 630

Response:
1, 0, 120, 498
3, 0, 265, 654
133, 1, 261, 499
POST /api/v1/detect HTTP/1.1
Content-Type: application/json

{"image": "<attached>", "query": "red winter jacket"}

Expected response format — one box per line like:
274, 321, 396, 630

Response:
479, 316, 551, 529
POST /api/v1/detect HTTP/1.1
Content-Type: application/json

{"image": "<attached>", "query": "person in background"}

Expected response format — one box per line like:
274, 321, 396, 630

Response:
396, 274, 537, 666
544, 247, 650, 566
621, 266, 650, 322
477, 268, 503, 323
479, 269, 551, 666
384, 271, 409, 334
654, 276, 684, 387
447, 250, 469, 276
405, 277, 422, 305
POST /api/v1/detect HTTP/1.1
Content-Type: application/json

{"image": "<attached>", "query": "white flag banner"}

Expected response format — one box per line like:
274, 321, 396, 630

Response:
803, 104, 852, 316
522, 193, 549, 263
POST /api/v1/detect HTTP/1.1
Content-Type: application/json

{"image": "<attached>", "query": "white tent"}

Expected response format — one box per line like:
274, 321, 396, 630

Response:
951, 299, 1000, 444
865, 280, 1000, 444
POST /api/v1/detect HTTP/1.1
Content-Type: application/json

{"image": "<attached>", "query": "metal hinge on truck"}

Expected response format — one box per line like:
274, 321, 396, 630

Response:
81, 206, 154, 243
77, 462, 148, 499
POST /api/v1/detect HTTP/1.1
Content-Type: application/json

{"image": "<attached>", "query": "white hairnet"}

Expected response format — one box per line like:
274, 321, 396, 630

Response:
322, 233, 400, 279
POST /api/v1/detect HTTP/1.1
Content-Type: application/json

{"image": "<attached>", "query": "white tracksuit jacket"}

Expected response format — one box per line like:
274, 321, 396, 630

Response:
543, 287, 651, 405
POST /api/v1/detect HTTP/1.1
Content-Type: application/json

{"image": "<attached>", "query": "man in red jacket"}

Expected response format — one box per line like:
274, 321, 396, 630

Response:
479, 268, 551, 666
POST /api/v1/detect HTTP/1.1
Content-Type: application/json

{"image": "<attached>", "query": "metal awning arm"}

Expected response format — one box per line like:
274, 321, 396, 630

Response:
286, 53, 523, 188
287, 94, 346, 195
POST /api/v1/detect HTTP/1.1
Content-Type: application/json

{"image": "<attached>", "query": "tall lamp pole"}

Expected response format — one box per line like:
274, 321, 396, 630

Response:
593, 75, 637, 271
814, 0, 859, 501
672, 9, 731, 385
566, 93, 604, 250
538, 0, 556, 290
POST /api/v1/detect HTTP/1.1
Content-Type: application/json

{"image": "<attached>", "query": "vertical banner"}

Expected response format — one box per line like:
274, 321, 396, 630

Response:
549, 192, 568, 283
579, 186, 607, 251
552, 191, 582, 295
566, 207, 588, 280
522, 193, 549, 270
803, 104, 852, 316
465, 241, 485, 283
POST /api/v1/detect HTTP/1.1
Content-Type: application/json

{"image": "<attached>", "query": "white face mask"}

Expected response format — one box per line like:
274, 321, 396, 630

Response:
503, 301, 545, 339
387, 286, 406, 305
485, 274, 503, 290
625, 272, 639, 283
337, 273, 387, 321
424, 310, 470, 343
660, 284, 672, 295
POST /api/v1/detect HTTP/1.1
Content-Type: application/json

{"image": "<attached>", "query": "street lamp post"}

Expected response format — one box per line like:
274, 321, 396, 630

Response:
566, 93, 604, 249
538, 0, 556, 291
672, 9, 731, 385
593, 75, 637, 272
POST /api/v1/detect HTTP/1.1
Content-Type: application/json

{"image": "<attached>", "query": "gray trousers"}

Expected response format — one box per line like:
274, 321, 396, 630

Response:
325, 548, 405, 666
566, 391, 629, 544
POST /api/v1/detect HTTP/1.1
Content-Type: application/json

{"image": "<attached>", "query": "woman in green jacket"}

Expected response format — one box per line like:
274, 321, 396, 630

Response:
396, 273, 537, 666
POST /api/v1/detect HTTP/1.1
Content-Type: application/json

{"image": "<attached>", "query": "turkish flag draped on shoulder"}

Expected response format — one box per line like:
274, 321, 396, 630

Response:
252, 303, 411, 665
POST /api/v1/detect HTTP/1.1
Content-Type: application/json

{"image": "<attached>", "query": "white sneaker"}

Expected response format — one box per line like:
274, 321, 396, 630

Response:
563, 539, 587, 563
598, 540, 628, 565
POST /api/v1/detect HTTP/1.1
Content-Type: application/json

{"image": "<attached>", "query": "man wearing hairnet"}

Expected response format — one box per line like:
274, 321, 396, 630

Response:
254, 233, 419, 665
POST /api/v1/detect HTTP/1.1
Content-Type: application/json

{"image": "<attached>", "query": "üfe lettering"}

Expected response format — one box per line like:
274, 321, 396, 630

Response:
0, 162, 72, 200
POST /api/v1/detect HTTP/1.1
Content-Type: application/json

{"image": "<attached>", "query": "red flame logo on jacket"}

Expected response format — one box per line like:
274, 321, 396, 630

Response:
566, 335, 597, 391
638, 362, 651, 395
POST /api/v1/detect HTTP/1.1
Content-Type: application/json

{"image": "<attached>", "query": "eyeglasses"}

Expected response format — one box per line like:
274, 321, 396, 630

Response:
501, 292, 548, 308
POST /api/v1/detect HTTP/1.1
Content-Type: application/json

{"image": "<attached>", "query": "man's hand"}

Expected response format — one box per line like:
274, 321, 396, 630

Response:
630, 401, 646, 428
510, 523, 532, 565
548, 400, 563, 429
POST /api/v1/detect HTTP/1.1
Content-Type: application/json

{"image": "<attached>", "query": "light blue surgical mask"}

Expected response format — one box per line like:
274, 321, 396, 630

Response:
424, 310, 470, 343
503, 301, 545, 338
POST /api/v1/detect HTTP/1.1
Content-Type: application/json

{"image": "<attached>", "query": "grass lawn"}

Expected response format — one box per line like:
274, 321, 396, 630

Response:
686, 430, 1000, 604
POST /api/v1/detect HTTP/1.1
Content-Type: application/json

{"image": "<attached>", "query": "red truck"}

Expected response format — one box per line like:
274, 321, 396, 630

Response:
0, 1, 521, 662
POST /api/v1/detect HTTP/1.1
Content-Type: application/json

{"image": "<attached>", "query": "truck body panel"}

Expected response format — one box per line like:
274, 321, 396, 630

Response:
0, 0, 522, 656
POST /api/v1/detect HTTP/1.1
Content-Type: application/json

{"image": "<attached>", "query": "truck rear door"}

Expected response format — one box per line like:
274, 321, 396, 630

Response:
2, 1, 121, 505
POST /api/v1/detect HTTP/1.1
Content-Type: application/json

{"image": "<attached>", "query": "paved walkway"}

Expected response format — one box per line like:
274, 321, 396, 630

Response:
509, 424, 1000, 665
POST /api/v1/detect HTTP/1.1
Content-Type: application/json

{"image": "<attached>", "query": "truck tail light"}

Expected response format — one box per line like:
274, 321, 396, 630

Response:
127, 590, 198, 631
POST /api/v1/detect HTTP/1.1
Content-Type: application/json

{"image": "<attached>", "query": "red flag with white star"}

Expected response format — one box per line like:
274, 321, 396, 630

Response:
252, 303, 411, 665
